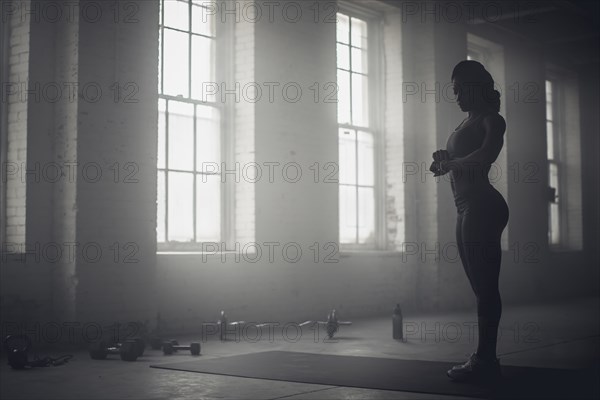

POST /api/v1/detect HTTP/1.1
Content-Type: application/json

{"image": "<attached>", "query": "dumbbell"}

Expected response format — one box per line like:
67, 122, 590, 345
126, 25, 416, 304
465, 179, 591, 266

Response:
89, 338, 144, 361
151, 337, 179, 350
162, 341, 201, 356
96, 323, 147, 355
151, 338, 178, 350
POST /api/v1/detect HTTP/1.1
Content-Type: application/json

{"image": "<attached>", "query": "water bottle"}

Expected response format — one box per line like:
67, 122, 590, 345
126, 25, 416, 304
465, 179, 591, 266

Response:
219, 311, 228, 341
393, 304, 403, 340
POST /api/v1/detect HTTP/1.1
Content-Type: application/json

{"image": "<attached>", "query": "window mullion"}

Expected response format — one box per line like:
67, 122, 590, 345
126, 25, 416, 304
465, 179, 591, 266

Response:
158, 1, 226, 249
219, 11, 235, 250
188, 0, 192, 99
355, 130, 360, 244
160, 26, 164, 94
165, 100, 170, 242
193, 104, 197, 243
371, 18, 385, 250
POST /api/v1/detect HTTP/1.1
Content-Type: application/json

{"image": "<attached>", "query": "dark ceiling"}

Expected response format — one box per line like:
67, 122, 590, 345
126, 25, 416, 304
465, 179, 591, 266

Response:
380, 0, 599, 65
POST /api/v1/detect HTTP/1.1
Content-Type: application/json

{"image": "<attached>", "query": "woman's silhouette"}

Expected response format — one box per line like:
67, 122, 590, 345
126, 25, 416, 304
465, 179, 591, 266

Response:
430, 60, 509, 382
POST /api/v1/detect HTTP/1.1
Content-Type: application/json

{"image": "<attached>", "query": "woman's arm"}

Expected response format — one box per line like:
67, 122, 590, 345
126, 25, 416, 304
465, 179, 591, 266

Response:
443, 114, 506, 173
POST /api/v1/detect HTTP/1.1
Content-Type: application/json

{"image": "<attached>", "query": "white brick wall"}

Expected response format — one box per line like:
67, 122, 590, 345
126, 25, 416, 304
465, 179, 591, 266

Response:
5, 1, 30, 247
50, 8, 80, 322
234, 2, 256, 246
72, 0, 159, 323
384, 12, 405, 250
400, 15, 441, 310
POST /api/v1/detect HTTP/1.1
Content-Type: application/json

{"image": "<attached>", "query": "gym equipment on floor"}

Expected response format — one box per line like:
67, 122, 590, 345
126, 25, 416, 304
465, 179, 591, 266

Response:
89, 338, 144, 361
3, 334, 72, 370
162, 341, 201, 356
299, 309, 352, 339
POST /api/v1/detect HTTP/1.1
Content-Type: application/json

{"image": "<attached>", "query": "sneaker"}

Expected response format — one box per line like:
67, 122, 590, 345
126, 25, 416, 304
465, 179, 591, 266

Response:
447, 353, 502, 383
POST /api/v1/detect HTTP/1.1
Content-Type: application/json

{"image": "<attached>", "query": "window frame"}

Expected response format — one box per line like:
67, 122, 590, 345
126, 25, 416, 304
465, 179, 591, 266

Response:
337, 2, 385, 251
466, 44, 488, 63
157, 0, 235, 252
545, 72, 567, 250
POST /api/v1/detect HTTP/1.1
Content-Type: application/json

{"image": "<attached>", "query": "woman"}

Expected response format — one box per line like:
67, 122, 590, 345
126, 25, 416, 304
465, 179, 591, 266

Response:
430, 60, 509, 382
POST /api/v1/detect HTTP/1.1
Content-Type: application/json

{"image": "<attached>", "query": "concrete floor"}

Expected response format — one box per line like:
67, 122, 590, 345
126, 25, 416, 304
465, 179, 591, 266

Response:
1, 297, 598, 400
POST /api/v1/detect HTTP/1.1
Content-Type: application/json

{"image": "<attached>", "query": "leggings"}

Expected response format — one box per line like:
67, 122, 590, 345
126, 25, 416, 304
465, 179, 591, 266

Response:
455, 185, 509, 359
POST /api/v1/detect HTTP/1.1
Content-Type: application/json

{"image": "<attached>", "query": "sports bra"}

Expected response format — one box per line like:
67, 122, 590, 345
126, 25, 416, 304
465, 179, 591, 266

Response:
445, 112, 497, 199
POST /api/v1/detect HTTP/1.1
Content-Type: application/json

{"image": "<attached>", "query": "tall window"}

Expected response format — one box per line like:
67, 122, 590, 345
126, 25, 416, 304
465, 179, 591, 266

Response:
545, 79, 561, 245
337, 11, 380, 248
157, 0, 227, 250
544, 68, 583, 250
466, 50, 480, 61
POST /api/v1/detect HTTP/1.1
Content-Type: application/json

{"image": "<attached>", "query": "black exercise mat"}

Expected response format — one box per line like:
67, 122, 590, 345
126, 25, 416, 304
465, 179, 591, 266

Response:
150, 351, 599, 399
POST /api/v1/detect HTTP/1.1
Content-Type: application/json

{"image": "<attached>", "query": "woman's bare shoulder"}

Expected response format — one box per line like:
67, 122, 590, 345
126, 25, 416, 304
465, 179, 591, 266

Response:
482, 112, 506, 134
